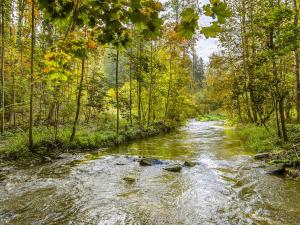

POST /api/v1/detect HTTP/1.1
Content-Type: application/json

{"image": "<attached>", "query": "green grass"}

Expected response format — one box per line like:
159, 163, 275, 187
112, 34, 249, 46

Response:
234, 124, 279, 152
0, 119, 176, 161
197, 113, 225, 122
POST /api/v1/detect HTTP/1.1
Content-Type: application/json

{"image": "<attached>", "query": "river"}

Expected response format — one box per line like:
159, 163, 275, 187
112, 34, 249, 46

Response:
0, 120, 299, 225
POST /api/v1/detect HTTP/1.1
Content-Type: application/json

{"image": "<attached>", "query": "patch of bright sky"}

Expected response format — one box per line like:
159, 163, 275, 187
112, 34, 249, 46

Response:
197, 20, 220, 64
160, 0, 220, 64
196, 0, 220, 64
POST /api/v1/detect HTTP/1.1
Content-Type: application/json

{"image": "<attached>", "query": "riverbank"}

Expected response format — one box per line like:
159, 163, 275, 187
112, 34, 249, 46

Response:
0, 121, 177, 164
234, 123, 300, 176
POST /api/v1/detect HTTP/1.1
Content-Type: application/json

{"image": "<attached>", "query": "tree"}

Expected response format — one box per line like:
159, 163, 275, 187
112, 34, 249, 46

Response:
29, 0, 35, 148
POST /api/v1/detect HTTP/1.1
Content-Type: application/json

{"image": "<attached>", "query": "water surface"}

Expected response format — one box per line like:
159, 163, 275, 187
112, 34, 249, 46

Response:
0, 120, 299, 225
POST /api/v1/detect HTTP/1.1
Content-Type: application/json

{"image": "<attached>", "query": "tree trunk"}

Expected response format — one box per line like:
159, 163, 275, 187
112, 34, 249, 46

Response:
275, 99, 282, 138
138, 42, 142, 125
279, 97, 288, 141
165, 51, 172, 120
293, 0, 300, 122
29, 0, 35, 148
147, 42, 153, 128
249, 0, 258, 123
1, 1, 5, 133
129, 48, 133, 126
70, 58, 85, 142
240, 0, 253, 122
115, 49, 119, 136
9, 25, 16, 126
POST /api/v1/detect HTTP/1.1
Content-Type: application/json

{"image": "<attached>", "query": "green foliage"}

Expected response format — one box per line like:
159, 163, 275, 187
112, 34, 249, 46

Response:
197, 113, 225, 121
201, 0, 231, 38
38, 0, 164, 46
176, 8, 199, 39
201, 22, 223, 38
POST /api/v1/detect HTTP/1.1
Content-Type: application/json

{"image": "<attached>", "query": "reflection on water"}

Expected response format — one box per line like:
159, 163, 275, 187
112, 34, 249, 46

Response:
0, 120, 299, 225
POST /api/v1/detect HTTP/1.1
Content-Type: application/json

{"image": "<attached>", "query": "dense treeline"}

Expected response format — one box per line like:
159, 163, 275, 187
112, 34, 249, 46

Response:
204, 0, 300, 142
0, 0, 229, 158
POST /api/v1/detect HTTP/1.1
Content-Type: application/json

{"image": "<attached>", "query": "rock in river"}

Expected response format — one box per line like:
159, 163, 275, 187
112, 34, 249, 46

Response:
254, 153, 270, 160
184, 161, 197, 167
123, 176, 136, 183
139, 158, 153, 166
266, 163, 286, 175
139, 157, 163, 166
163, 164, 182, 172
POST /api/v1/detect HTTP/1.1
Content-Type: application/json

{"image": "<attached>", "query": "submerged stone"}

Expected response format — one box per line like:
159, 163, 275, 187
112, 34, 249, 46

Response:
184, 161, 197, 167
123, 176, 136, 183
254, 153, 270, 160
139, 158, 163, 166
139, 158, 153, 166
266, 163, 286, 175
163, 164, 182, 172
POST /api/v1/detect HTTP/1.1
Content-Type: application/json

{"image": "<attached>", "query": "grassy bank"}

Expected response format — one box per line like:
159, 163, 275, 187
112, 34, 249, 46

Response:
235, 123, 300, 168
0, 119, 178, 162
197, 113, 225, 122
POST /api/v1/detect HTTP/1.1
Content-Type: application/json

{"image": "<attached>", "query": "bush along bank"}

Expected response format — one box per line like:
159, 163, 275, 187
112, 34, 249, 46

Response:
0, 121, 178, 163
235, 123, 300, 178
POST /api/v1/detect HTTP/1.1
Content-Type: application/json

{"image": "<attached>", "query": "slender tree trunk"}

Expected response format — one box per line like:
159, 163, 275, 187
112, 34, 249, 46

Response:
129, 49, 133, 126
275, 99, 282, 138
9, 25, 16, 126
249, 0, 258, 123
138, 42, 142, 124
293, 0, 300, 122
240, 0, 253, 122
70, 58, 85, 142
54, 103, 59, 141
1, 1, 5, 133
16, 0, 25, 126
115, 49, 119, 136
147, 42, 153, 127
279, 97, 288, 141
29, 0, 35, 148
165, 53, 172, 120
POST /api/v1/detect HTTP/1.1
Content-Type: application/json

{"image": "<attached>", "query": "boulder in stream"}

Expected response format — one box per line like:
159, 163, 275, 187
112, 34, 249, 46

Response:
266, 163, 286, 175
254, 153, 270, 160
183, 161, 197, 167
163, 164, 182, 172
139, 157, 163, 166
139, 158, 153, 166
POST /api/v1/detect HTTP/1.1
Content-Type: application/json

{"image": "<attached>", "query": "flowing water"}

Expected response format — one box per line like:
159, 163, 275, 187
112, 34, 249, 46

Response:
0, 120, 299, 225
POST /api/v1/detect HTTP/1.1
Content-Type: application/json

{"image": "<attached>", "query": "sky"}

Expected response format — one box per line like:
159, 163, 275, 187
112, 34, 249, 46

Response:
196, 2, 220, 64
159, 0, 220, 64
196, 33, 219, 64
